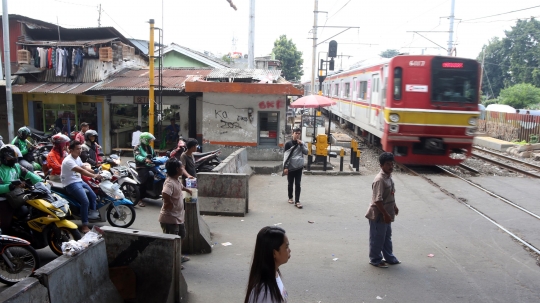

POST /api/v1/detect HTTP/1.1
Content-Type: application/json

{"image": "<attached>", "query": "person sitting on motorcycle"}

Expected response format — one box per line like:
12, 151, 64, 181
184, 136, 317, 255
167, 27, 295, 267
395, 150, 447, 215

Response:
75, 122, 89, 144
61, 140, 102, 234
11, 126, 36, 172
46, 133, 70, 182
134, 132, 159, 207
80, 130, 103, 168
0, 145, 43, 234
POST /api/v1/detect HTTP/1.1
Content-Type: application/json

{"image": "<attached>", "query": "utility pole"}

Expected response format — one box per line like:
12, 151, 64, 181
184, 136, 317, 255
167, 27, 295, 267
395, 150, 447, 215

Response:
97, 4, 102, 27
2, 0, 14, 141
311, 0, 318, 95
149, 19, 155, 148
448, 0, 455, 55
248, 0, 255, 69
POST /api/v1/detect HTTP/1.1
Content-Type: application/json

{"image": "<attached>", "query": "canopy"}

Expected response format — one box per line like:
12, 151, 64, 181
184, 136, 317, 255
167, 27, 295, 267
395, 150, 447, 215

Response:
290, 95, 336, 108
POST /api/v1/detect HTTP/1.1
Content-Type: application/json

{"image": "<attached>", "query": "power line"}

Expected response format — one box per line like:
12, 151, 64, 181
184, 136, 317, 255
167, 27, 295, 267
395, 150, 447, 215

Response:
462, 5, 540, 22
102, 9, 135, 39
460, 15, 540, 24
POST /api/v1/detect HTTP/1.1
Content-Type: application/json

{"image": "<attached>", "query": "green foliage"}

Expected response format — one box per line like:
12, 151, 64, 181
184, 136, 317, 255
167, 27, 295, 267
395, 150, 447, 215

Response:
511, 139, 528, 145
221, 54, 232, 64
478, 18, 540, 98
272, 35, 304, 81
379, 49, 400, 58
499, 83, 540, 109
530, 134, 539, 144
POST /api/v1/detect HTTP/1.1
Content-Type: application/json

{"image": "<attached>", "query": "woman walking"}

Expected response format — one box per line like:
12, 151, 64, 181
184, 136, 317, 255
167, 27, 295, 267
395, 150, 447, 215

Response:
244, 226, 290, 303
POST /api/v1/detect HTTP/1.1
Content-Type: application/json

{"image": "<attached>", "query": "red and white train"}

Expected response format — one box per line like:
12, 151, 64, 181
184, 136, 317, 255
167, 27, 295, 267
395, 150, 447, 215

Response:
303, 55, 481, 165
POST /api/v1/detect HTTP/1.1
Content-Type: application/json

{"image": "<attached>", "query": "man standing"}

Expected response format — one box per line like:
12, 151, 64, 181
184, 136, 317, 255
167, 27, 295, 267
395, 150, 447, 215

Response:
365, 152, 400, 268
132, 125, 142, 148
75, 122, 89, 143
283, 127, 308, 209
61, 140, 102, 233
165, 119, 180, 144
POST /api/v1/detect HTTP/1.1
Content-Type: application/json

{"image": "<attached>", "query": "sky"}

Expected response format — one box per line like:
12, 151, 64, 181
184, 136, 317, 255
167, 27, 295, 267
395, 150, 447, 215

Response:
4, 0, 540, 81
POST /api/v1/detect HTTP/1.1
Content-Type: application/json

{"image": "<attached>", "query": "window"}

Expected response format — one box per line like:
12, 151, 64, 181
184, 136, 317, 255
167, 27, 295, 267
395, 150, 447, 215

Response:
344, 82, 350, 98
359, 81, 368, 99
394, 68, 402, 100
334, 83, 339, 97
431, 57, 478, 103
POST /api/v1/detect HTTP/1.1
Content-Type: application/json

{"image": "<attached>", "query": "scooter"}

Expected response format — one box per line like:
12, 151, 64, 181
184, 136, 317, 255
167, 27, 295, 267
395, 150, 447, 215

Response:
49, 171, 137, 228
0, 230, 40, 285
194, 149, 222, 172
5, 181, 81, 256
100, 154, 140, 204
126, 156, 168, 200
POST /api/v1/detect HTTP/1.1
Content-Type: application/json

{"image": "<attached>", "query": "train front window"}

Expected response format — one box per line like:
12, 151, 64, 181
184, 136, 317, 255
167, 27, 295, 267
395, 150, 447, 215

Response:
431, 57, 478, 103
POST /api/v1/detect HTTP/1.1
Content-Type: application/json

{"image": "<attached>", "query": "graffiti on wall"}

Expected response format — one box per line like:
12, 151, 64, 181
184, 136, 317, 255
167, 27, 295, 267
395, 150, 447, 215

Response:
258, 100, 284, 110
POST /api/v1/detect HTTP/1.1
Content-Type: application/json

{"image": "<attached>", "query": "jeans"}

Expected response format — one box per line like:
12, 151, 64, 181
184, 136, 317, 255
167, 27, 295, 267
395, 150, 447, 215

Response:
287, 168, 302, 202
19, 159, 34, 172
160, 223, 186, 239
137, 167, 160, 200
369, 216, 399, 264
65, 181, 97, 225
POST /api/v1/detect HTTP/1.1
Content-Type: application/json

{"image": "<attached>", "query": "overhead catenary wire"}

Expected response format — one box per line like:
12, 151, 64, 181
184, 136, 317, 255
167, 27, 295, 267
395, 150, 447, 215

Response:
461, 5, 540, 22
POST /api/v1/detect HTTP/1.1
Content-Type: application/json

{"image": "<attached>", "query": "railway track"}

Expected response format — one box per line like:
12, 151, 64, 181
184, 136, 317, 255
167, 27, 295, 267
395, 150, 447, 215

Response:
398, 163, 540, 257
471, 147, 540, 178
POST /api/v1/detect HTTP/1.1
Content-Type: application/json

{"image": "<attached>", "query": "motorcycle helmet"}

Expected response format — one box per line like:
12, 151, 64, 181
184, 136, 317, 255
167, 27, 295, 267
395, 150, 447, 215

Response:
52, 133, 70, 148
17, 126, 31, 140
0, 145, 19, 167
84, 130, 98, 142
139, 132, 155, 145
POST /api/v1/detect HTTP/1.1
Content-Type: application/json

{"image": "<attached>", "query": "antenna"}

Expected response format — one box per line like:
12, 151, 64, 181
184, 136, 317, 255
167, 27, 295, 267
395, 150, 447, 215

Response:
97, 4, 102, 27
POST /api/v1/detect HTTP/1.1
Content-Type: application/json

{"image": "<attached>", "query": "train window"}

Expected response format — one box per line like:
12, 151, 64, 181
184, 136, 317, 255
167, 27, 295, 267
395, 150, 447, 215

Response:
394, 68, 402, 100
334, 83, 339, 97
431, 57, 478, 103
344, 83, 350, 98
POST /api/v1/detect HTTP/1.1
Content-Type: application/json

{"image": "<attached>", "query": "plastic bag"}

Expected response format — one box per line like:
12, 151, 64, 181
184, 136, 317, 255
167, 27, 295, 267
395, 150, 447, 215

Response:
61, 226, 103, 257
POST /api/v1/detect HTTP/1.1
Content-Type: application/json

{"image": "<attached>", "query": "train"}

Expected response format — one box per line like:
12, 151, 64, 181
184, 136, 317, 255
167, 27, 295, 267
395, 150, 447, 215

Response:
303, 55, 481, 166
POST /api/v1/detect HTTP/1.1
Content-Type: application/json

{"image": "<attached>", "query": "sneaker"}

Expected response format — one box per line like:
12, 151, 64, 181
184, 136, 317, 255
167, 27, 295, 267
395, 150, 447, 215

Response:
88, 210, 100, 220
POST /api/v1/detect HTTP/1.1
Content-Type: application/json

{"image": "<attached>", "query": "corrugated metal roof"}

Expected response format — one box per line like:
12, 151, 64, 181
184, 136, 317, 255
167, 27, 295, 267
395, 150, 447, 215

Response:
39, 60, 104, 83
11, 82, 97, 94
89, 68, 213, 91
18, 37, 117, 47
206, 69, 282, 80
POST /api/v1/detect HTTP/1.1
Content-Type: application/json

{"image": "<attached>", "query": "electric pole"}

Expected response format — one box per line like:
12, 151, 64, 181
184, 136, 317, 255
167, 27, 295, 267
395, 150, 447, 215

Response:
248, 0, 255, 69
149, 19, 155, 148
311, 0, 318, 95
448, 0, 455, 55
98, 4, 102, 27
2, 0, 14, 141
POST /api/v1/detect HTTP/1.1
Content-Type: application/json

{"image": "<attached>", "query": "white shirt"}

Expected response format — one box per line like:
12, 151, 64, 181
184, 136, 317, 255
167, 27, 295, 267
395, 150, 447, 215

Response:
61, 154, 83, 187
132, 130, 142, 147
276, 275, 288, 303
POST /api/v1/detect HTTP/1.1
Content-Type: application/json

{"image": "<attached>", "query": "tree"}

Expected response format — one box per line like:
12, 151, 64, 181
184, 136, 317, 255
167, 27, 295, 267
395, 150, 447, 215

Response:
477, 37, 508, 98
379, 49, 399, 58
499, 83, 540, 109
221, 54, 232, 64
272, 35, 303, 81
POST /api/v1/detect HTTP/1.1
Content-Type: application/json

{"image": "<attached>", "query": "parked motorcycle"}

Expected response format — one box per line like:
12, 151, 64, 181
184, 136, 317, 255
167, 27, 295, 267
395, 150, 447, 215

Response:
194, 149, 222, 172
101, 154, 140, 204
0, 231, 40, 285
49, 171, 137, 228
6, 181, 81, 256
126, 156, 168, 200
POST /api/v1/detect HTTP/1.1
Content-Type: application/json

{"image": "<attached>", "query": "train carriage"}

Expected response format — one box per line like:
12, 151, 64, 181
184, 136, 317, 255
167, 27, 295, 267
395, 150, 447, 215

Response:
305, 55, 480, 166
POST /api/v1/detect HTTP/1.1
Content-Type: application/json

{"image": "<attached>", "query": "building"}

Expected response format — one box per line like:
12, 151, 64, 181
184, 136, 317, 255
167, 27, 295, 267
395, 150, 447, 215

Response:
157, 43, 230, 68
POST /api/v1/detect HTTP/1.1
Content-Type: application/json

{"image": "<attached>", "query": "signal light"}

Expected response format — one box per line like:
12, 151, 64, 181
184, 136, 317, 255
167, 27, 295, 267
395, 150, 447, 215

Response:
329, 58, 335, 71
328, 40, 338, 58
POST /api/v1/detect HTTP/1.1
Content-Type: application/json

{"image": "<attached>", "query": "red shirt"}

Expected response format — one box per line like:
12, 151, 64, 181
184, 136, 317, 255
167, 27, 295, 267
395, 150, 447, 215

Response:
75, 132, 85, 144
46, 149, 65, 175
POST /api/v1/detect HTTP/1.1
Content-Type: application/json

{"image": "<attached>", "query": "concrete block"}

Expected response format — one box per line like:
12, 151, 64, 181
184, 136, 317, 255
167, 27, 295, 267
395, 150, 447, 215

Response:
183, 200, 212, 254
517, 144, 533, 152
518, 151, 532, 158
249, 161, 283, 174
33, 239, 122, 303
198, 173, 249, 216
213, 148, 252, 175
473, 136, 516, 152
101, 227, 187, 303
203, 144, 283, 161
0, 277, 49, 303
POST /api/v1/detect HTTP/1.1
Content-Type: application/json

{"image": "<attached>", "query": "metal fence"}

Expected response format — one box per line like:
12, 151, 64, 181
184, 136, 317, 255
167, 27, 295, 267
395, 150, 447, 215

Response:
478, 111, 540, 142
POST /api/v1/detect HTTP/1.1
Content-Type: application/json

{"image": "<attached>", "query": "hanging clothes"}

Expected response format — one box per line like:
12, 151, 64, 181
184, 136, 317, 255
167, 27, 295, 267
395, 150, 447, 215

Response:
52, 47, 57, 72
47, 48, 53, 69
74, 48, 84, 67
65, 48, 72, 78
56, 48, 64, 76
39, 48, 47, 68
33, 48, 40, 68
70, 48, 77, 77
62, 49, 69, 77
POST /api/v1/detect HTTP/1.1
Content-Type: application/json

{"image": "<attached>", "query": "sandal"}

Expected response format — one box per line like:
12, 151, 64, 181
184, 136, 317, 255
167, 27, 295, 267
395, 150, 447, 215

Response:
295, 202, 303, 209
137, 201, 146, 207
288, 199, 294, 204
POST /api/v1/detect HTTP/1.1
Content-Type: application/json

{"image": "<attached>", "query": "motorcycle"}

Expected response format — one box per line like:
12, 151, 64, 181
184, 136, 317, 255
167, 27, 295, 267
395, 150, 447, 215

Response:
0, 230, 40, 285
6, 181, 81, 256
49, 171, 137, 228
126, 156, 168, 200
100, 154, 140, 205
194, 149, 222, 172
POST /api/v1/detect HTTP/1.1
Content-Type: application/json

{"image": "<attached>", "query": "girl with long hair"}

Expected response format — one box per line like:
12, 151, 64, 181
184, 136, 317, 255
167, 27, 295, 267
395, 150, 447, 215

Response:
244, 226, 290, 303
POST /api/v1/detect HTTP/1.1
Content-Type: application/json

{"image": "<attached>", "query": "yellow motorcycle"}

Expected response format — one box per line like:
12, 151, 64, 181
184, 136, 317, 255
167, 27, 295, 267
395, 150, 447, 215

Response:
7, 181, 81, 256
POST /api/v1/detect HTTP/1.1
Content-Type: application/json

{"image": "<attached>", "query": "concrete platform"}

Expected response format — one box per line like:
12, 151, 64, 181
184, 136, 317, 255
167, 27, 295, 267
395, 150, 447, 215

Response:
248, 161, 282, 175
473, 135, 516, 151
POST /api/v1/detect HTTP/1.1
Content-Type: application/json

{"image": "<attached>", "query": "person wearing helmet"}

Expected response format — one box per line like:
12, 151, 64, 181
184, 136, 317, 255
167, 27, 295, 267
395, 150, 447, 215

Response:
133, 132, 157, 207
0, 145, 43, 234
80, 129, 103, 167
11, 126, 35, 172
47, 133, 70, 182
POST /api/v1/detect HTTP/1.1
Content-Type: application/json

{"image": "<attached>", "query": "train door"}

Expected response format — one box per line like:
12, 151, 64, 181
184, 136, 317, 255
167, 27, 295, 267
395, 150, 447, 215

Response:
369, 74, 380, 127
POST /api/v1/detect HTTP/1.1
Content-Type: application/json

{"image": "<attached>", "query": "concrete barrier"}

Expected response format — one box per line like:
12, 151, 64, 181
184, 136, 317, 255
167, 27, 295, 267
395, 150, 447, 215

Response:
183, 199, 212, 255
33, 239, 123, 303
202, 144, 283, 161
0, 277, 49, 303
212, 147, 253, 175
101, 227, 187, 303
197, 172, 249, 216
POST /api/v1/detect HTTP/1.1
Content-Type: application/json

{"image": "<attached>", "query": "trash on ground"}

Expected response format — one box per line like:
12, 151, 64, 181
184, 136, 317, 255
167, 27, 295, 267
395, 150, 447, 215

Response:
271, 173, 277, 176
62, 227, 102, 257
308, 220, 314, 224
427, 254, 435, 257
333, 258, 338, 261
274, 223, 282, 226
376, 296, 383, 299
222, 242, 233, 246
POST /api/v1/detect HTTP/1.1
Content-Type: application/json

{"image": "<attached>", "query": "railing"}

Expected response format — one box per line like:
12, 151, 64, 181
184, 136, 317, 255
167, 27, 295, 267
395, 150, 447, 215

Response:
478, 111, 540, 142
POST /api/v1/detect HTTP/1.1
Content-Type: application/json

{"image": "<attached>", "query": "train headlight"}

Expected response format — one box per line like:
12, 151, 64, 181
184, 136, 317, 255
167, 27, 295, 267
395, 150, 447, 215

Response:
465, 127, 477, 136
389, 124, 399, 133
389, 113, 400, 123
468, 117, 477, 126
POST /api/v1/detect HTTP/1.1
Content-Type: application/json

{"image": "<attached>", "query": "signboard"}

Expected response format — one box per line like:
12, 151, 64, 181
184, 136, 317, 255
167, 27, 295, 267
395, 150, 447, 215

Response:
405, 84, 428, 93
134, 96, 149, 104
